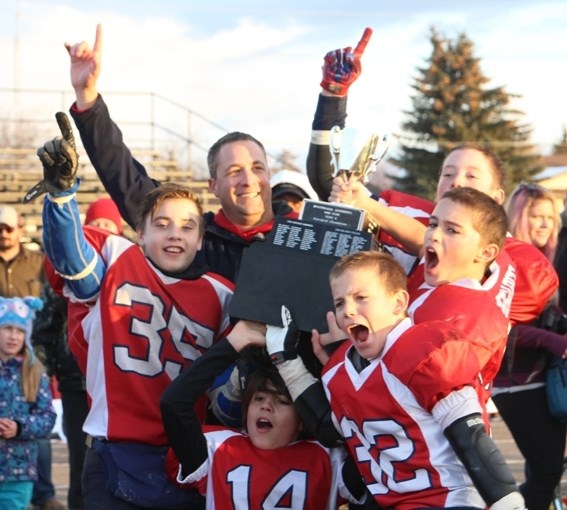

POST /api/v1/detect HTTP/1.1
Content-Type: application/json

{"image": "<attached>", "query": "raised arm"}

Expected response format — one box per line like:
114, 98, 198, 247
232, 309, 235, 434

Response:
160, 320, 266, 475
37, 113, 106, 300
266, 306, 344, 447
307, 28, 372, 199
331, 177, 426, 256
64, 24, 160, 227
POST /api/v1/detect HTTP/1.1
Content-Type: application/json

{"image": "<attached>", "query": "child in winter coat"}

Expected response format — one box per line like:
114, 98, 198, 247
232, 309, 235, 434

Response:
0, 296, 56, 510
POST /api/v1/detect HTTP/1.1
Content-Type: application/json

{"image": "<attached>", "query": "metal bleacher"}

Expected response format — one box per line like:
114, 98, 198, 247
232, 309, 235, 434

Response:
0, 147, 220, 248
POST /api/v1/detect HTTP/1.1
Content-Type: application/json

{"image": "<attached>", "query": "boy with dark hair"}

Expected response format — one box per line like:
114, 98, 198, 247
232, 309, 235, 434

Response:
161, 320, 365, 509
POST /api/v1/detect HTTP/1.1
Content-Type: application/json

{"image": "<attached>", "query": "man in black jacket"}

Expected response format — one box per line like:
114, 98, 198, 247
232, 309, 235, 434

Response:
64, 23, 293, 284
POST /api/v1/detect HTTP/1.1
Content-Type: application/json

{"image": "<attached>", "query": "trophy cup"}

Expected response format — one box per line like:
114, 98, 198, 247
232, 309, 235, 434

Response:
229, 126, 389, 333
301, 126, 388, 233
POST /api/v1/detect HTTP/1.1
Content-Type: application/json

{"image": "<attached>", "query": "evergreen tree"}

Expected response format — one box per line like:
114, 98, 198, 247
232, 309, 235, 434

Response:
552, 126, 567, 154
391, 28, 542, 200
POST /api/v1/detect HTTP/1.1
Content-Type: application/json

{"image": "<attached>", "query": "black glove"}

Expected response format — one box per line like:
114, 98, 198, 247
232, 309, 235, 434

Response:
266, 305, 299, 365
24, 112, 78, 203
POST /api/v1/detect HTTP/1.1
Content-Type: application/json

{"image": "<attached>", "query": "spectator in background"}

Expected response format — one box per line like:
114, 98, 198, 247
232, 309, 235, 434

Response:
0, 296, 55, 510
491, 182, 567, 510
270, 169, 318, 213
554, 190, 567, 311
0, 206, 61, 510
84, 198, 123, 236
32, 286, 85, 510
0, 206, 44, 298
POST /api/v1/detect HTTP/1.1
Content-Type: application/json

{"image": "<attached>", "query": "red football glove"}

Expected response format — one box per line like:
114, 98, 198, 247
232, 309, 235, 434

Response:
320, 27, 373, 96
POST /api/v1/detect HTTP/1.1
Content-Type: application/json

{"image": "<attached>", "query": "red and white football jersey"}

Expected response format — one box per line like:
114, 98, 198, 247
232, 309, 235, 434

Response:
50, 227, 234, 445
172, 427, 356, 510
321, 319, 486, 510
377, 192, 558, 325
407, 249, 516, 385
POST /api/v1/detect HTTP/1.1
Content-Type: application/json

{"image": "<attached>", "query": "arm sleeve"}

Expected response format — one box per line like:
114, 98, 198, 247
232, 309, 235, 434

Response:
160, 338, 238, 475
42, 184, 106, 300
276, 358, 344, 447
70, 95, 160, 228
512, 324, 567, 358
306, 94, 348, 200
444, 413, 521, 507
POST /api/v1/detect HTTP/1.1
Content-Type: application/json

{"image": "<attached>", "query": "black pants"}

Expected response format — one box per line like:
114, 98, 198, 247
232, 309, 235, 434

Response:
492, 386, 566, 510
62, 389, 89, 510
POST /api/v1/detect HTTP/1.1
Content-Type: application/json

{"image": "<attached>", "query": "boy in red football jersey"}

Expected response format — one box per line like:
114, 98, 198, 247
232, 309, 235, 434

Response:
161, 320, 365, 510
267, 252, 525, 510
37, 116, 233, 510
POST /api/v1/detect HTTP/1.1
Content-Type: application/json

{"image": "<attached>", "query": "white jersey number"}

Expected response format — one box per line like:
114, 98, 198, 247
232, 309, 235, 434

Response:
113, 283, 214, 378
227, 464, 308, 509
340, 416, 431, 496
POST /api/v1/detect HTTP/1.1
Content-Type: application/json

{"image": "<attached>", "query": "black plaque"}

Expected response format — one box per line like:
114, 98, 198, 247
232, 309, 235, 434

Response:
229, 216, 373, 332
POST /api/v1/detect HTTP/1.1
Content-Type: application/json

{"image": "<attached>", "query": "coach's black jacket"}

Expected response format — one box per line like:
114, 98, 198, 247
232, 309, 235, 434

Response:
70, 95, 292, 283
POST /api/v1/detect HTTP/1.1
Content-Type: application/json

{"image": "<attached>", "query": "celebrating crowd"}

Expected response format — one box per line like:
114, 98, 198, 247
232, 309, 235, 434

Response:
0, 22, 566, 510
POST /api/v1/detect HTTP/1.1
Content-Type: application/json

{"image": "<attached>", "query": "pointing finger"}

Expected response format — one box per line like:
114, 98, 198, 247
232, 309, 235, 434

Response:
55, 112, 76, 150
354, 27, 373, 57
93, 23, 103, 54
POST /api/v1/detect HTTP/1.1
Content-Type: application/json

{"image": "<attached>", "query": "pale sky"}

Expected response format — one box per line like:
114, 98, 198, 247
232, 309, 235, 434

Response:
1, 0, 566, 177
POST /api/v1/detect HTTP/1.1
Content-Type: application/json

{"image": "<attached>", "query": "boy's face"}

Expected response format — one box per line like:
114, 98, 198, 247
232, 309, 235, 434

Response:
424, 198, 496, 286
246, 384, 301, 450
0, 326, 25, 362
331, 267, 408, 361
436, 148, 505, 205
87, 218, 120, 234
208, 140, 272, 229
527, 198, 555, 249
137, 198, 203, 274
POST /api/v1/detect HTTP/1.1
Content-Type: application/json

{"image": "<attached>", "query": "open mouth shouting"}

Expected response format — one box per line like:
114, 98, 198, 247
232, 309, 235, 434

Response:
347, 323, 370, 344
424, 245, 439, 271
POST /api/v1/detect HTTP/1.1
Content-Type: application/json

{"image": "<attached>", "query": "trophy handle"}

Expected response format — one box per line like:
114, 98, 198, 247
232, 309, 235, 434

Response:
329, 125, 343, 178
362, 134, 389, 183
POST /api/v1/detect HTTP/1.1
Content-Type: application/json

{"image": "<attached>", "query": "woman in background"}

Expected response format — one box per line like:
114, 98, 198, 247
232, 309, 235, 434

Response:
492, 182, 567, 510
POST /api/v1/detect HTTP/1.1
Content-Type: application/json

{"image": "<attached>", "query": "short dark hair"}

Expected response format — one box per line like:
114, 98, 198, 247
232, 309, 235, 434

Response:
241, 364, 293, 431
207, 132, 266, 179
444, 142, 506, 188
440, 186, 508, 249
330, 251, 407, 295
135, 183, 204, 236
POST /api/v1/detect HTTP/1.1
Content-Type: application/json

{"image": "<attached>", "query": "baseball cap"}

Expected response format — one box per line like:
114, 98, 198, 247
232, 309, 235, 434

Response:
0, 205, 19, 229
270, 170, 318, 202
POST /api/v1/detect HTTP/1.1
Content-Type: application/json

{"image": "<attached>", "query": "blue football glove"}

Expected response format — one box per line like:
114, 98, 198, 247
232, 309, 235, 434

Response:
266, 305, 299, 365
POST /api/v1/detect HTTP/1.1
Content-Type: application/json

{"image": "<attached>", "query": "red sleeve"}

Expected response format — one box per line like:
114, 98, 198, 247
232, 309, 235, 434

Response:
377, 190, 434, 248
504, 237, 559, 325
387, 322, 482, 411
